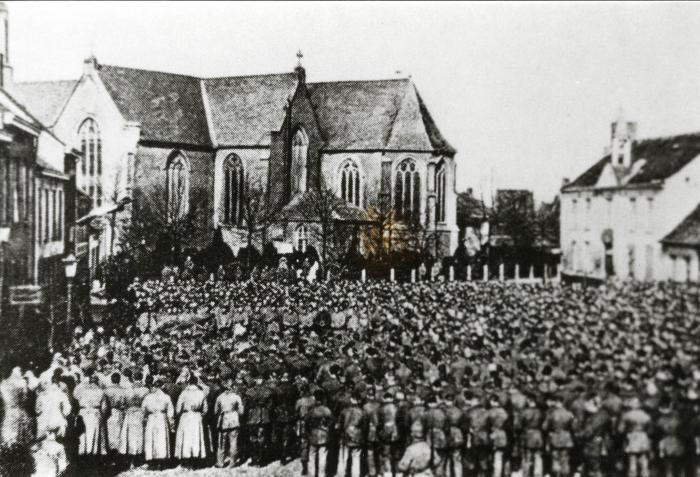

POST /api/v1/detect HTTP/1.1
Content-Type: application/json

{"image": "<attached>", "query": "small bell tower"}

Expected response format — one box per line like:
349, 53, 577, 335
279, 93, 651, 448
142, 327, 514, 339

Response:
610, 107, 636, 170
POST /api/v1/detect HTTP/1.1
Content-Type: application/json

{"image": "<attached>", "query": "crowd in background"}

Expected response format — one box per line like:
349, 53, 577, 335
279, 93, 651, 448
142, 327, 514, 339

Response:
1, 279, 700, 477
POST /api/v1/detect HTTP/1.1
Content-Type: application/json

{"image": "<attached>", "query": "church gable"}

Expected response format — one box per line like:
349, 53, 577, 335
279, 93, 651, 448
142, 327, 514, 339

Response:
307, 79, 406, 150
385, 82, 432, 151
97, 64, 211, 147
203, 73, 298, 147
307, 78, 455, 155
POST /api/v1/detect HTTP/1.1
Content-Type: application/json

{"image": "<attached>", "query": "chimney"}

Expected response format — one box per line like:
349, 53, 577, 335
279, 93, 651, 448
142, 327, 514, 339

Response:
610, 108, 636, 169
466, 187, 473, 197
83, 54, 98, 75
562, 177, 570, 187
0, 2, 12, 89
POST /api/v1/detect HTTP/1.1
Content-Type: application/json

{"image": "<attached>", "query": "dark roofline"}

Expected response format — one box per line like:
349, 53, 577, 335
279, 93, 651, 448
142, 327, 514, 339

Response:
660, 239, 700, 247
138, 139, 215, 152
98, 63, 200, 80
564, 130, 700, 191
100, 63, 296, 82
320, 148, 441, 154
204, 71, 297, 81
562, 181, 663, 193
15, 79, 79, 85
309, 77, 410, 85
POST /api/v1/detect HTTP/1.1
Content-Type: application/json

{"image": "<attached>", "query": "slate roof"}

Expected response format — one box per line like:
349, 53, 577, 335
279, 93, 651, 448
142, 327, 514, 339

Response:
456, 191, 488, 228
307, 79, 455, 155
15, 62, 456, 156
203, 73, 298, 146
278, 190, 369, 222
662, 203, 700, 247
12, 80, 78, 127
565, 132, 700, 190
97, 64, 211, 146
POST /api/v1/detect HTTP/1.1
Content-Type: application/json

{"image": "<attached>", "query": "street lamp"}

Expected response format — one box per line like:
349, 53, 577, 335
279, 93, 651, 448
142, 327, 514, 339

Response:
0, 226, 10, 319
63, 253, 77, 337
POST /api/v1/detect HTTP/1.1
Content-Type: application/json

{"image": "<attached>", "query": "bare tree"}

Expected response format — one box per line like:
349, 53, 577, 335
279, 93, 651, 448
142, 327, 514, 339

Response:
238, 177, 275, 272
120, 181, 203, 269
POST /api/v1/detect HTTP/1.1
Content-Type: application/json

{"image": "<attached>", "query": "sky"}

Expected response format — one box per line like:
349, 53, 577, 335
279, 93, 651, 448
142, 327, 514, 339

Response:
8, 1, 700, 203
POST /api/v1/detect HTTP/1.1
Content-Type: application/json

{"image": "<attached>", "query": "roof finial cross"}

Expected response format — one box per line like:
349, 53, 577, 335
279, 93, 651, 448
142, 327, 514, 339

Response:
296, 49, 304, 67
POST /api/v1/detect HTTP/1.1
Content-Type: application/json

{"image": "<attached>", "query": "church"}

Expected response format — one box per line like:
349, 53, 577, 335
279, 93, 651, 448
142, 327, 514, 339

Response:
14, 53, 459, 270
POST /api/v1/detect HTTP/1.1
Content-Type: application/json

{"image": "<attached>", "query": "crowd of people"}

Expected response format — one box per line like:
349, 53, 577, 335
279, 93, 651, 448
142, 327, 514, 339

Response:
1, 278, 700, 477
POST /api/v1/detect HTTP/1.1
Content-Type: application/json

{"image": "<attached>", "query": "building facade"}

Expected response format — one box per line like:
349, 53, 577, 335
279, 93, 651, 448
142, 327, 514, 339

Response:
561, 113, 700, 282
0, 2, 83, 334
17, 56, 459, 269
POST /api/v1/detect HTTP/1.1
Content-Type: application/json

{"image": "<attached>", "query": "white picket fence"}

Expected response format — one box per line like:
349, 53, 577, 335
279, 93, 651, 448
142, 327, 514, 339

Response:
361, 263, 561, 284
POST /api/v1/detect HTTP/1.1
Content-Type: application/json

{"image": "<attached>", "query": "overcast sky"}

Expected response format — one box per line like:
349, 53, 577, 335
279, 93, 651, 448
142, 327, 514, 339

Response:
8, 1, 700, 203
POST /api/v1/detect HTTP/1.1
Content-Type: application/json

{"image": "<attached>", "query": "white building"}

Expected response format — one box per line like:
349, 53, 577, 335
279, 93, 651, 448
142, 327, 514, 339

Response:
561, 112, 700, 282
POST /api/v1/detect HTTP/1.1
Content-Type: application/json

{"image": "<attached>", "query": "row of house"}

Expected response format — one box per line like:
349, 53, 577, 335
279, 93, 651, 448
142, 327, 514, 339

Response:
561, 111, 700, 282
0, 2, 91, 325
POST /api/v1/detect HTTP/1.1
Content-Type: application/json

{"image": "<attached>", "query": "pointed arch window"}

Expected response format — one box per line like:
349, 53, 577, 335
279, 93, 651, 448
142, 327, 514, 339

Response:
394, 158, 421, 223
292, 128, 309, 194
295, 224, 308, 252
78, 118, 102, 206
224, 154, 245, 225
339, 159, 361, 207
166, 152, 189, 221
435, 162, 446, 223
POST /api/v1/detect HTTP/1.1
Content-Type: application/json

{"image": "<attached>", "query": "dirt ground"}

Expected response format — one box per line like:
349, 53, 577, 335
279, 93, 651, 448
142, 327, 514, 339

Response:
117, 460, 302, 477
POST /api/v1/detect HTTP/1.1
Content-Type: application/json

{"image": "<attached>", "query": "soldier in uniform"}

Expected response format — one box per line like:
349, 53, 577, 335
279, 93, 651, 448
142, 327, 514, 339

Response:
507, 385, 527, 477
519, 390, 544, 477
601, 382, 624, 476
307, 389, 333, 477
377, 391, 400, 477
444, 391, 466, 477
487, 393, 509, 477
296, 379, 317, 475
245, 372, 273, 465
272, 372, 298, 463
364, 386, 382, 477
465, 392, 490, 477
618, 395, 651, 477
397, 420, 433, 477
543, 393, 576, 477
425, 393, 448, 477
336, 392, 365, 477
214, 377, 244, 468
577, 394, 610, 477
655, 396, 685, 477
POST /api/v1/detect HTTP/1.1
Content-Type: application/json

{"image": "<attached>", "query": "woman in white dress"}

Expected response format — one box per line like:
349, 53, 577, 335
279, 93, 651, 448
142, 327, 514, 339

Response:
119, 371, 149, 467
174, 373, 209, 466
142, 375, 174, 469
